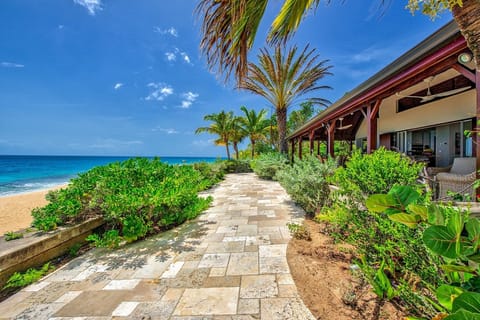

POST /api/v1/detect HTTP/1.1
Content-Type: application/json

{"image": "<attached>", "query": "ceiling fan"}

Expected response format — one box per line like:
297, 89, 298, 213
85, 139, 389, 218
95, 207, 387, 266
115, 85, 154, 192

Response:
337, 117, 352, 130
396, 76, 471, 103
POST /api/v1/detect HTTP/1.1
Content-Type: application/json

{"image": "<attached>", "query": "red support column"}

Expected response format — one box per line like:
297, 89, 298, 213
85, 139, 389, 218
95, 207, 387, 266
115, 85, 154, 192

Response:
290, 139, 295, 163
367, 100, 381, 154
309, 130, 315, 155
475, 70, 480, 199
327, 122, 335, 157
298, 137, 303, 160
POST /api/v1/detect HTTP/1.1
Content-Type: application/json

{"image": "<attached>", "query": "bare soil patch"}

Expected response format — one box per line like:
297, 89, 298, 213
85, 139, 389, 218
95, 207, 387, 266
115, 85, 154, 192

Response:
287, 219, 406, 320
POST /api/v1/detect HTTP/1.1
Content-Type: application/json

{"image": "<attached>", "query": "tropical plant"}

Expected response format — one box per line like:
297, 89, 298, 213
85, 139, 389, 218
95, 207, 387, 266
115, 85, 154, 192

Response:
230, 116, 246, 160
250, 152, 289, 180
239, 44, 331, 154
3, 263, 54, 290
195, 110, 235, 160
239, 106, 270, 158
288, 101, 317, 133
196, 0, 480, 83
367, 185, 480, 319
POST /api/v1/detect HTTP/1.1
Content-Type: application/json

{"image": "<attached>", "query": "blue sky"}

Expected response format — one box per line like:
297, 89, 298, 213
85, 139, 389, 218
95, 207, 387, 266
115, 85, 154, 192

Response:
0, 1, 451, 157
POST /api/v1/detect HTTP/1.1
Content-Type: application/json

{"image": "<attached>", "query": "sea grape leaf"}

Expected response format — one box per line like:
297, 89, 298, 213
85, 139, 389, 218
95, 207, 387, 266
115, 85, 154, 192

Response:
452, 291, 480, 314
466, 218, 480, 248
388, 185, 420, 208
428, 204, 446, 225
436, 284, 464, 311
388, 213, 420, 228
407, 204, 428, 220
365, 194, 398, 213
423, 225, 461, 259
441, 264, 476, 274
444, 309, 480, 320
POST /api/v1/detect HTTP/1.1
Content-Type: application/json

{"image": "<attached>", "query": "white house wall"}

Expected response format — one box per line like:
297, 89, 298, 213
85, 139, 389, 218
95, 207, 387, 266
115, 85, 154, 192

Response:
355, 89, 476, 139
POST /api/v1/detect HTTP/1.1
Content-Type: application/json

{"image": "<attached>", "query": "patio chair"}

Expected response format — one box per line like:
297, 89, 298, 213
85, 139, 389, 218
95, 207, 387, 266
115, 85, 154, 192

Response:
435, 157, 477, 200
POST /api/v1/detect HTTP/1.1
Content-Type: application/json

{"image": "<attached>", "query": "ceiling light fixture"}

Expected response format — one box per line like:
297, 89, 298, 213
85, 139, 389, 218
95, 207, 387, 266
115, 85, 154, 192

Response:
458, 52, 473, 64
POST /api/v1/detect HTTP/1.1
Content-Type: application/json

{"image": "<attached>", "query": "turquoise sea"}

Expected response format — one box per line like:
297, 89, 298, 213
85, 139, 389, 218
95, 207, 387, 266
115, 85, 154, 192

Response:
0, 155, 219, 197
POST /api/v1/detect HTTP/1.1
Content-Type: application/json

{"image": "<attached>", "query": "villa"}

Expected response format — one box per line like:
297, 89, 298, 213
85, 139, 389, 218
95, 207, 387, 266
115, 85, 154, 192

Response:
288, 20, 479, 173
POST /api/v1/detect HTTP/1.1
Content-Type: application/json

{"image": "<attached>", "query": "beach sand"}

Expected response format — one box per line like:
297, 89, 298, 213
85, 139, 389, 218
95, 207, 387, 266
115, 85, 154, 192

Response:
0, 186, 65, 234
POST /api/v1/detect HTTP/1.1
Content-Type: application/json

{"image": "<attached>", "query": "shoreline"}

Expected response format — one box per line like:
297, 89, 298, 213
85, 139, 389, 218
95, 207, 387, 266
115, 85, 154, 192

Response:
0, 185, 66, 234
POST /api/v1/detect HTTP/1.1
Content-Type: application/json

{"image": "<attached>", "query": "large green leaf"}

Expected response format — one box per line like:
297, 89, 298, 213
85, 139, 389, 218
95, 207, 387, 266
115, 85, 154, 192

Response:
447, 211, 464, 236
436, 284, 464, 311
388, 185, 420, 207
408, 204, 428, 220
466, 218, 480, 248
441, 264, 476, 274
452, 292, 480, 314
423, 226, 461, 259
388, 213, 421, 228
445, 309, 480, 320
428, 204, 446, 225
365, 194, 398, 213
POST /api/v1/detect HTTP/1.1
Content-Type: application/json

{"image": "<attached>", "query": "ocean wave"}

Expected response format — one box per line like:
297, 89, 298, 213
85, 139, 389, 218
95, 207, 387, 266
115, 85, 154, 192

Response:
0, 180, 69, 197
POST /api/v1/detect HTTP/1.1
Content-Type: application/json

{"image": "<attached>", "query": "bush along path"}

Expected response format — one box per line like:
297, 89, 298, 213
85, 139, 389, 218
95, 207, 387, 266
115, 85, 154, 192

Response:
0, 173, 314, 319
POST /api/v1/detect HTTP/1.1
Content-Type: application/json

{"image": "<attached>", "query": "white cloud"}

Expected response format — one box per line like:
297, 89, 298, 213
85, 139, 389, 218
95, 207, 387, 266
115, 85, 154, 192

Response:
152, 127, 179, 134
1, 62, 24, 68
145, 83, 174, 101
180, 52, 191, 64
73, 0, 102, 15
114, 83, 123, 90
179, 91, 199, 109
154, 26, 178, 37
192, 139, 215, 147
58, 24, 64, 29
165, 52, 176, 61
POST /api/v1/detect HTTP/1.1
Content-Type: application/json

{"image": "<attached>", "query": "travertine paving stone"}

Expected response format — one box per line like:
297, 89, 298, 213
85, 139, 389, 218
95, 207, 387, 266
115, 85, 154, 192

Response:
0, 173, 314, 319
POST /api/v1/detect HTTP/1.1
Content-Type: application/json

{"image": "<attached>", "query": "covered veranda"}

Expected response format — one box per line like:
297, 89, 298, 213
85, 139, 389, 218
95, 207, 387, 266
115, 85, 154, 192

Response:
287, 21, 479, 173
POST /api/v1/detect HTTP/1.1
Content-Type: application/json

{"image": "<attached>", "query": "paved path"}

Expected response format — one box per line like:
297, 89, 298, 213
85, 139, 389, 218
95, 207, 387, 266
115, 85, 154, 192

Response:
0, 173, 315, 319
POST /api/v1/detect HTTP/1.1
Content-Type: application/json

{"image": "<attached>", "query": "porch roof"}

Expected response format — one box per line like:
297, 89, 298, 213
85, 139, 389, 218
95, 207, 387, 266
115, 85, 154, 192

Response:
288, 20, 467, 141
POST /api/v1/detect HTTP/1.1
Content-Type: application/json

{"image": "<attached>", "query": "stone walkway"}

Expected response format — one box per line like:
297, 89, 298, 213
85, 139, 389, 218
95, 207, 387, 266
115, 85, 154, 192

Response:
0, 173, 315, 319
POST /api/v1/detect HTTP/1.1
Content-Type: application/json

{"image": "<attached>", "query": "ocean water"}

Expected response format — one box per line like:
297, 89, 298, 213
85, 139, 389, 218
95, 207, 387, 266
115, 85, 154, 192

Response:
0, 155, 219, 197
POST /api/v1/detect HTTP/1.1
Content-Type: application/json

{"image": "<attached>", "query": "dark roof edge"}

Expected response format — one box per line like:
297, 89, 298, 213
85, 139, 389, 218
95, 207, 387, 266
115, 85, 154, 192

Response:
288, 20, 460, 139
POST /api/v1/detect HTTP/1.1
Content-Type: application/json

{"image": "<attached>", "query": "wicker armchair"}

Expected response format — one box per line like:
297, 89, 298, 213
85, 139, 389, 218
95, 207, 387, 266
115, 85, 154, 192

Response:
435, 157, 477, 200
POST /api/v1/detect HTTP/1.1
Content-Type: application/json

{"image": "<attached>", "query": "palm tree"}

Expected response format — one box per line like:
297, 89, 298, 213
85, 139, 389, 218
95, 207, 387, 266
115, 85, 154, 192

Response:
195, 110, 235, 160
196, 0, 480, 83
239, 45, 331, 154
239, 106, 270, 158
230, 116, 245, 160
288, 101, 317, 133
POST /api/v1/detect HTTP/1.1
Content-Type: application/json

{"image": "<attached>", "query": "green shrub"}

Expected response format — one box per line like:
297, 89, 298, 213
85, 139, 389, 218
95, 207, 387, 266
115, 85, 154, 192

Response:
276, 155, 336, 215
3, 231, 23, 241
332, 147, 423, 200
32, 158, 214, 247
222, 160, 252, 173
250, 152, 289, 180
318, 149, 441, 317
3, 263, 54, 290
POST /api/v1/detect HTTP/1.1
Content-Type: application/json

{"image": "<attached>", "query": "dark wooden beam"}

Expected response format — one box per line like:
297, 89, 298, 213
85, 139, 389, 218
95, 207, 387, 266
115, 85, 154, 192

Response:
309, 130, 315, 155
298, 137, 303, 160
452, 63, 476, 83
290, 139, 295, 163
367, 100, 381, 154
327, 122, 335, 157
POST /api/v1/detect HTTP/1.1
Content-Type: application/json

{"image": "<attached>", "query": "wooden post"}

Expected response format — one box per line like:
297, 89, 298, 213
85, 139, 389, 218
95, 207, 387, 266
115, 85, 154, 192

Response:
475, 70, 480, 199
290, 139, 295, 163
317, 139, 321, 156
327, 122, 335, 157
298, 137, 303, 160
367, 100, 381, 154
309, 130, 315, 155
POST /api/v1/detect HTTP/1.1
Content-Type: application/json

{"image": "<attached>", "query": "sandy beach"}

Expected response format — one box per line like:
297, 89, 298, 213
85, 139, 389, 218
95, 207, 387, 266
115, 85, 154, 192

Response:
0, 186, 65, 234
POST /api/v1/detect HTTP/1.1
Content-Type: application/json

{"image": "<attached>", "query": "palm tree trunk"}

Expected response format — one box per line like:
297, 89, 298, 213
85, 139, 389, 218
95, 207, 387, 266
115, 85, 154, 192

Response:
277, 107, 288, 154
452, 0, 480, 71
224, 139, 231, 160
251, 139, 255, 159
233, 142, 239, 160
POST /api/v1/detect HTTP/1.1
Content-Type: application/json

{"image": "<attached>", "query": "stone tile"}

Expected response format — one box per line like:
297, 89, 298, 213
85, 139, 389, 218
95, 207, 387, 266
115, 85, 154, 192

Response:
236, 225, 258, 236
173, 287, 239, 316
111, 301, 139, 317
226, 252, 258, 276
129, 301, 177, 319
161, 288, 185, 302
103, 279, 141, 290
198, 253, 230, 268
240, 275, 278, 299
205, 241, 244, 253
132, 256, 170, 278
260, 298, 316, 320
259, 244, 287, 258
127, 280, 167, 302
183, 260, 200, 269
203, 275, 241, 287
53, 291, 130, 317
161, 261, 185, 278
13, 302, 64, 319
244, 245, 258, 253
237, 298, 259, 315
71, 264, 109, 281
277, 274, 295, 285
209, 267, 226, 277
54, 291, 82, 303
278, 284, 298, 297
23, 281, 51, 292
259, 256, 290, 274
